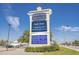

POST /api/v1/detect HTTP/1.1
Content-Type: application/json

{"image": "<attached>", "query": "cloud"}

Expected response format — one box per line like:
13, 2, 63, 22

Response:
1, 4, 20, 31
6, 16, 20, 31
55, 26, 79, 32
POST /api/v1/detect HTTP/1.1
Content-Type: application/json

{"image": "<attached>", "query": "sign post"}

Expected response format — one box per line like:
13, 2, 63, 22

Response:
28, 7, 52, 47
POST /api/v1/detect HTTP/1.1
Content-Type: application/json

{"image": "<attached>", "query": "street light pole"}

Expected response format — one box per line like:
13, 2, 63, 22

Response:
6, 24, 11, 51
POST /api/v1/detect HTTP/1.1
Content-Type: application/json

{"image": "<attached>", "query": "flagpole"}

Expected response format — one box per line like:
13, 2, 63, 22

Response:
6, 24, 11, 51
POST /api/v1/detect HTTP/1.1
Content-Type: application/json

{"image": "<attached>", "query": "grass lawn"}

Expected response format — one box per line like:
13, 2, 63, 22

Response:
44, 47, 79, 55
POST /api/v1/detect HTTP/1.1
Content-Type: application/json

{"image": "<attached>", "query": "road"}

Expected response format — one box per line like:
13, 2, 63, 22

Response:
0, 47, 43, 55
61, 45, 79, 52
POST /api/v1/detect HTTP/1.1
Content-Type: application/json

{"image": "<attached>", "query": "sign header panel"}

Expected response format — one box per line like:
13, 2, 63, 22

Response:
32, 13, 46, 20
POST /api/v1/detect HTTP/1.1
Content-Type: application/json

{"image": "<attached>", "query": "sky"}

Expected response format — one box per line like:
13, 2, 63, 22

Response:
0, 3, 79, 43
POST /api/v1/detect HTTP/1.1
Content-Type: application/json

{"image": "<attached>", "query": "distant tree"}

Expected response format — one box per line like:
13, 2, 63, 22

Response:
0, 40, 7, 46
72, 40, 79, 46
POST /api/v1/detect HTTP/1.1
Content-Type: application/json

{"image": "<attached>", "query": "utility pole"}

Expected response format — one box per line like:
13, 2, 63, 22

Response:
6, 24, 11, 51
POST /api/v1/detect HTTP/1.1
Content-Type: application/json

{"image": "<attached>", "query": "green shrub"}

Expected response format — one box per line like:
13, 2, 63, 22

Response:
25, 44, 59, 52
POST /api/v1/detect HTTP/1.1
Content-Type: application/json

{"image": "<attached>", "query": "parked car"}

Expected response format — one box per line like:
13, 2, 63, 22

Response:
6, 45, 14, 48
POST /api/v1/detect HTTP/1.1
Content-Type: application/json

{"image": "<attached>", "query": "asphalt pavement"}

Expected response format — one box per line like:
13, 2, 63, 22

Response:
0, 47, 43, 55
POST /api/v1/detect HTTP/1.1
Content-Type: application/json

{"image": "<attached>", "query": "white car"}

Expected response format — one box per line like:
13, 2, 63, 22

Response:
10, 42, 20, 48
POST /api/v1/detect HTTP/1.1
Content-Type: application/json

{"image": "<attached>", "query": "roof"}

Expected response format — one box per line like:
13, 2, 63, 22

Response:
27, 7, 52, 15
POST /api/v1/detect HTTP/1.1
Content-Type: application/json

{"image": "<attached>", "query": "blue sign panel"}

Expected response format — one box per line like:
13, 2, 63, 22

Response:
32, 35, 47, 44
32, 13, 47, 32
32, 20, 47, 32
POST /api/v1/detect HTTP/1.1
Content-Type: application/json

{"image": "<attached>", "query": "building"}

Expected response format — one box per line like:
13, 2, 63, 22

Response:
27, 7, 52, 47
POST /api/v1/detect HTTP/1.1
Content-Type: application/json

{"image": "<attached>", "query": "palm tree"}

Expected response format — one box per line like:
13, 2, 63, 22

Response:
17, 30, 29, 43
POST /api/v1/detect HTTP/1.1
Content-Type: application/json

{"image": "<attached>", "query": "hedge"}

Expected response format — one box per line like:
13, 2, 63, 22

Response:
25, 44, 59, 52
